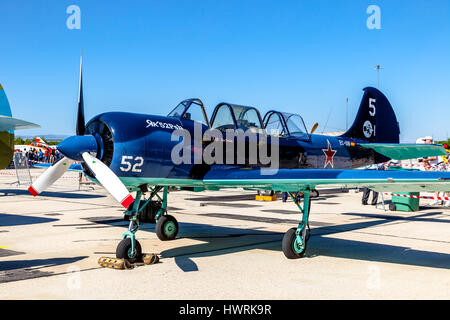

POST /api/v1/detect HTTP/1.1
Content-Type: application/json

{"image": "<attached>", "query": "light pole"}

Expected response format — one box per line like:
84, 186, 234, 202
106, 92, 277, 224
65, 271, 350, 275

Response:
375, 64, 383, 88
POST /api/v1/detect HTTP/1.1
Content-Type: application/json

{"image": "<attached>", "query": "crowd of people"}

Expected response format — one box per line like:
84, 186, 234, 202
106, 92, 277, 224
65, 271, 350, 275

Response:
13, 147, 64, 167
420, 137, 450, 207
26, 147, 61, 164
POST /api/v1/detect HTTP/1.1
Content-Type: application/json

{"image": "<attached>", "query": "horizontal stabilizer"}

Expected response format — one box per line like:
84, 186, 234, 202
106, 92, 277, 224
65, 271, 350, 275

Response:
359, 143, 446, 161
0, 115, 40, 131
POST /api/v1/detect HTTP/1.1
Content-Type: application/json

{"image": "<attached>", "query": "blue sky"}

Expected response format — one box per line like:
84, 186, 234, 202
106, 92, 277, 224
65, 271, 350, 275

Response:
0, 0, 449, 142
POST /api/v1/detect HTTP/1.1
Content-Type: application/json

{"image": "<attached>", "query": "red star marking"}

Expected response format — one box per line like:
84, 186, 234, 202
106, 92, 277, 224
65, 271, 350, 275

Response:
322, 140, 337, 168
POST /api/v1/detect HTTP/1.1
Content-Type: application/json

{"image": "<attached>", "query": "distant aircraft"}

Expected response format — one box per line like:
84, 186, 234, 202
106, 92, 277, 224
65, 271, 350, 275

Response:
29, 54, 450, 260
0, 84, 40, 168
15, 136, 56, 154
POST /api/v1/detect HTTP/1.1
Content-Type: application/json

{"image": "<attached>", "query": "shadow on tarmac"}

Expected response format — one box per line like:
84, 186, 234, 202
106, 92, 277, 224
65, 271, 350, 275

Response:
0, 213, 58, 227
0, 189, 106, 199
0, 256, 88, 283
342, 211, 450, 224
90, 212, 450, 272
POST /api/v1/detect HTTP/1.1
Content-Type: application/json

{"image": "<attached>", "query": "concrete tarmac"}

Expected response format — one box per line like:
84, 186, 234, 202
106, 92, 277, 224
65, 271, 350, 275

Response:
0, 168, 449, 299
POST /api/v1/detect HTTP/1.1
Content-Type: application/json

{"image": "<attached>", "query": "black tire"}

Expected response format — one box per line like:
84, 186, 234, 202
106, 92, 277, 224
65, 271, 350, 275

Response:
282, 227, 307, 259
124, 200, 161, 223
389, 203, 396, 211
311, 189, 320, 198
141, 201, 161, 223
156, 215, 178, 241
116, 238, 142, 263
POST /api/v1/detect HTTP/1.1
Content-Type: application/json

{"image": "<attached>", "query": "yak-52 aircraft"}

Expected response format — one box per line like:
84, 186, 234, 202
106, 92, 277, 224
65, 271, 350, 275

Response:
28, 55, 450, 260
0, 84, 40, 168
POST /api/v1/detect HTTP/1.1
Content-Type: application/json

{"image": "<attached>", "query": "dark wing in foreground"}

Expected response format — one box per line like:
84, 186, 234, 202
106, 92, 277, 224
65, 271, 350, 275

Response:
203, 167, 450, 192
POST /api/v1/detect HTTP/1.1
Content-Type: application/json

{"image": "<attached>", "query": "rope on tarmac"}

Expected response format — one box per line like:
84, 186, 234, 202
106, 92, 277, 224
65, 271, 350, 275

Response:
384, 192, 450, 201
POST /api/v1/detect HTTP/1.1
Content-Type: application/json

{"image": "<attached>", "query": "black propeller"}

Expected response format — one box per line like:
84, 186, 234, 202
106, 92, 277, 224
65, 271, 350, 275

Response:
76, 49, 85, 136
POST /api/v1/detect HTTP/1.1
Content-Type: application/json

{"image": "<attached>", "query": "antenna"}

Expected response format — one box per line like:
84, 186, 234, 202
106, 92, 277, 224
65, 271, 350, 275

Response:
321, 106, 333, 134
345, 97, 349, 130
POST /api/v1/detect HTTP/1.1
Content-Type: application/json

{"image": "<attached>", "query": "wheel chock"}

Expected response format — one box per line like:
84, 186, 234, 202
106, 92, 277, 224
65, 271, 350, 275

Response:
143, 253, 159, 265
98, 257, 132, 270
98, 255, 159, 270
255, 195, 277, 201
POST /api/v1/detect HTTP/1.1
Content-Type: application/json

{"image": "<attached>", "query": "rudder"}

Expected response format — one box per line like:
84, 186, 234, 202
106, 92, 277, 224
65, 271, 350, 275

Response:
341, 87, 400, 143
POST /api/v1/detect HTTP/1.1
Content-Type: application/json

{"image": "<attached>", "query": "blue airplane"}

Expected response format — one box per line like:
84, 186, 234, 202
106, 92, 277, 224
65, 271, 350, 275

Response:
0, 84, 40, 168
29, 54, 450, 260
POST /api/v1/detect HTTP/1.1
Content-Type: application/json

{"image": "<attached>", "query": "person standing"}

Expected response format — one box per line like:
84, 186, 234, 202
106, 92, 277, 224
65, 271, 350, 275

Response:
422, 136, 445, 206
362, 162, 384, 205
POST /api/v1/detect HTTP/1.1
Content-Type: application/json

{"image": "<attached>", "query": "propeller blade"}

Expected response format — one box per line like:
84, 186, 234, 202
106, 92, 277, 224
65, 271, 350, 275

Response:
310, 122, 319, 134
28, 157, 74, 196
81, 152, 134, 208
76, 49, 85, 136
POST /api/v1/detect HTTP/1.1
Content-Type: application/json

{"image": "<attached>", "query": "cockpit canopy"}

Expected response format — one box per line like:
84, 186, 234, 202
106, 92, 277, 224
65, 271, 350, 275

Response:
167, 99, 309, 140
167, 99, 210, 127
210, 103, 264, 132
263, 111, 309, 140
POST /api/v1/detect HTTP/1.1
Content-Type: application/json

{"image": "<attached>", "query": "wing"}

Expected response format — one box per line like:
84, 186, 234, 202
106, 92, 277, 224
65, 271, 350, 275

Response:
203, 166, 450, 192
0, 115, 40, 131
359, 143, 446, 160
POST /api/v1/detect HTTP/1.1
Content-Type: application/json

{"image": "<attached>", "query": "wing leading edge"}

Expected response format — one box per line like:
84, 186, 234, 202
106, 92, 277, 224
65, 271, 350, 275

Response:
0, 115, 40, 131
203, 167, 450, 192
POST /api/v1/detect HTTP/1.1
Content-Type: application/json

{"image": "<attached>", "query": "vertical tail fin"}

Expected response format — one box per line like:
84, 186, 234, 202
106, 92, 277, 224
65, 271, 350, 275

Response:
341, 87, 400, 143
0, 84, 14, 168
0, 84, 12, 117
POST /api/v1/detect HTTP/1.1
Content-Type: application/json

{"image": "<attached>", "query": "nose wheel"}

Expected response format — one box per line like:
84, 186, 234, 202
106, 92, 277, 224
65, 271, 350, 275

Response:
117, 186, 177, 264
116, 237, 142, 263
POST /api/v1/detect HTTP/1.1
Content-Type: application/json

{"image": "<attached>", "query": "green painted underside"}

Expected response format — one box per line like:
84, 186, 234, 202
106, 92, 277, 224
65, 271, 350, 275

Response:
0, 131, 13, 169
117, 176, 450, 193
360, 143, 446, 161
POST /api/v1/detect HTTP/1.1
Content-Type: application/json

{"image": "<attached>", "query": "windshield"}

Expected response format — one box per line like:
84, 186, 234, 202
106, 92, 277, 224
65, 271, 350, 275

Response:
167, 101, 189, 117
230, 105, 262, 130
283, 113, 309, 139
265, 112, 287, 137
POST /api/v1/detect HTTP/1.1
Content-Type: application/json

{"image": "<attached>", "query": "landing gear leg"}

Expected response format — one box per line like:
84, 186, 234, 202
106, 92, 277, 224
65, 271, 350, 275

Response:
155, 186, 179, 241
117, 190, 143, 263
282, 190, 311, 259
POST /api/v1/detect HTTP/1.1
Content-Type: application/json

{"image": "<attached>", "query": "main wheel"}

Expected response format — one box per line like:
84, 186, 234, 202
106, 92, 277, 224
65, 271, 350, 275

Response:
282, 227, 307, 259
156, 215, 178, 241
389, 203, 396, 211
116, 238, 142, 263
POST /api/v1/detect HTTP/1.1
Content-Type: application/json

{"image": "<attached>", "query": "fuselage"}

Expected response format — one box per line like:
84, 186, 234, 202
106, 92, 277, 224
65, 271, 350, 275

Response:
81, 111, 388, 190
